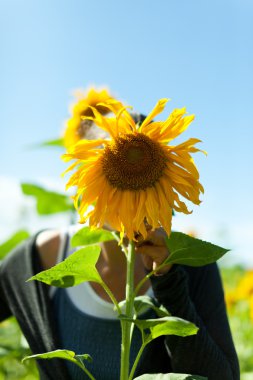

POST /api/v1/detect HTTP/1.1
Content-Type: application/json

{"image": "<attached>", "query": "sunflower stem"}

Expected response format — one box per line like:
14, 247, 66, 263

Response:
101, 282, 121, 315
134, 261, 168, 297
128, 341, 147, 380
120, 240, 135, 380
75, 360, 96, 380
111, 231, 128, 258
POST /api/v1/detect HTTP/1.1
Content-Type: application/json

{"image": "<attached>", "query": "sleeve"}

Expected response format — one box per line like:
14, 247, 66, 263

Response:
150, 263, 240, 380
0, 262, 12, 321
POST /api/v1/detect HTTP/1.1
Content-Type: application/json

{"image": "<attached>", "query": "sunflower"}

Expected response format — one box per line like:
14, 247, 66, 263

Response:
232, 271, 253, 301
64, 87, 114, 149
62, 98, 205, 241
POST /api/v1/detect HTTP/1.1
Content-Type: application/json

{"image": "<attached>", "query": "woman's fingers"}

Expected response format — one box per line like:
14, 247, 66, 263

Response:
135, 229, 172, 275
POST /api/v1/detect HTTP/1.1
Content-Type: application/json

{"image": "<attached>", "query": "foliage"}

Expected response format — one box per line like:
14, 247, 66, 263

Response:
70, 226, 114, 247
1, 267, 252, 378
164, 232, 229, 266
36, 138, 64, 148
0, 230, 30, 259
21, 183, 74, 215
28, 245, 103, 287
25, 228, 226, 379
0, 184, 250, 378
23, 350, 94, 379
0, 318, 38, 380
134, 375, 206, 380
221, 266, 253, 377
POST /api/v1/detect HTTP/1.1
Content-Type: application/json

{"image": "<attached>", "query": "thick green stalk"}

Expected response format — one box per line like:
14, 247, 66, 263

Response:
120, 240, 135, 380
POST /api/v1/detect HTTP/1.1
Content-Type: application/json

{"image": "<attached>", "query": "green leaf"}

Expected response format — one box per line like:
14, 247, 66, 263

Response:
119, 315, 198, 339
148, 317, 198, 339
118, 296, 170, 317
164, 232, 229, 266
22, 349, 92, 365
75, 354, 93, 363
71, 226, 114, 247
21, 183, 74, 215
133, 296, 170, 317
132, 316, 198, 338
134, 373, 207, 380
28, 138, 64, 148
40, 138, 64, 147
22, 349, 76, 363
22, 350, 94, 379
0, 230, 30, 259
27, 245, 102, 287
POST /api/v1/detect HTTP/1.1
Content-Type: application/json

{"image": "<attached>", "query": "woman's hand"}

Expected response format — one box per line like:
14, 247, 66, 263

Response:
134, 227, 172, 275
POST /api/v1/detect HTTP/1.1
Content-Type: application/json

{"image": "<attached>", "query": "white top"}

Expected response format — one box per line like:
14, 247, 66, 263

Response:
50, 226, 153, 320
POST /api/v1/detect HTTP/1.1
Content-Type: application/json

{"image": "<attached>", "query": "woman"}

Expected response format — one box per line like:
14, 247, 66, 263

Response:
0, 224, 240, 379
0, 96, 240, 379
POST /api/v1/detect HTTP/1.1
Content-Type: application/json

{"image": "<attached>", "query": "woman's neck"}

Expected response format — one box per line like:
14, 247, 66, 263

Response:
92, 239, 150, 302
98, 240, 127, 273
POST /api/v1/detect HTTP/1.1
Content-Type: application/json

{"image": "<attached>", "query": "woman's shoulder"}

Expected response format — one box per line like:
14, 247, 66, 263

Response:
36, 225, 80, 270
36, 229, 61, 270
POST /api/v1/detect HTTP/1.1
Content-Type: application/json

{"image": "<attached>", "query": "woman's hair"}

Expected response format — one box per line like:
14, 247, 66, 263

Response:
131, 113, 147, 125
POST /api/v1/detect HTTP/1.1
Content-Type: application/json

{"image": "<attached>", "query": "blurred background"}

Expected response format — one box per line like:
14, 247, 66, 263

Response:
0, 0, 252, 378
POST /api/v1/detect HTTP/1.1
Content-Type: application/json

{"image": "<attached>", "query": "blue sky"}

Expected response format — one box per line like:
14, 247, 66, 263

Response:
1, 0, 253, 265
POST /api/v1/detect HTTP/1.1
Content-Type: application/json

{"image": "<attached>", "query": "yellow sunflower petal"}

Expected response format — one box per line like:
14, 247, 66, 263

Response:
155, 182, 172, 236
133, 190, 147, 232
64, 87, 115, 149
89, 183, 115, 229
116, 106, 136, 133
118, 190, 136, 240
83, 106, 116, 137
171, 180, 202, 205
140, 98, 169, 131
167, 150, 200, 180
103, 190, 124, 232
173, 138, 202, 150
144, 187, 160, 231
62, 150, 98, 162
159, 176, 176, 209
98, 100, 136, 132
158, 111, 195, 143
63, 116, 81, 148
97, 99, 124, 114
172, 190, 192, 214
66, 138, 106, 157
65, 166, 89, 189
166, 163, 204, 194
139, 121, 163, 140
77, 170, 105, 219
72, 88, 113, 116
61, 160, 81, 177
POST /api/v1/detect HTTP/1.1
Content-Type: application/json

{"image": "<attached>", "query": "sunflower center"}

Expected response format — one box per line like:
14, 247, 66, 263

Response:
102, 133, 167, 190
126, 146, 145, 164
80, 104, 109, 118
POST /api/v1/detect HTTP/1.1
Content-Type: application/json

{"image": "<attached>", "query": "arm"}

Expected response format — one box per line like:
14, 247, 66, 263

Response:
150, 264, 240, 380
0, 229, 59, 323
135, 228, 239, 379
0, 232, 70, 379
0, 262, 12, 322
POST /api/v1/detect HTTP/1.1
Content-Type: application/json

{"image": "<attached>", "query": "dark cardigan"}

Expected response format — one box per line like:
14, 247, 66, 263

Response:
0, 235, 239, 380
